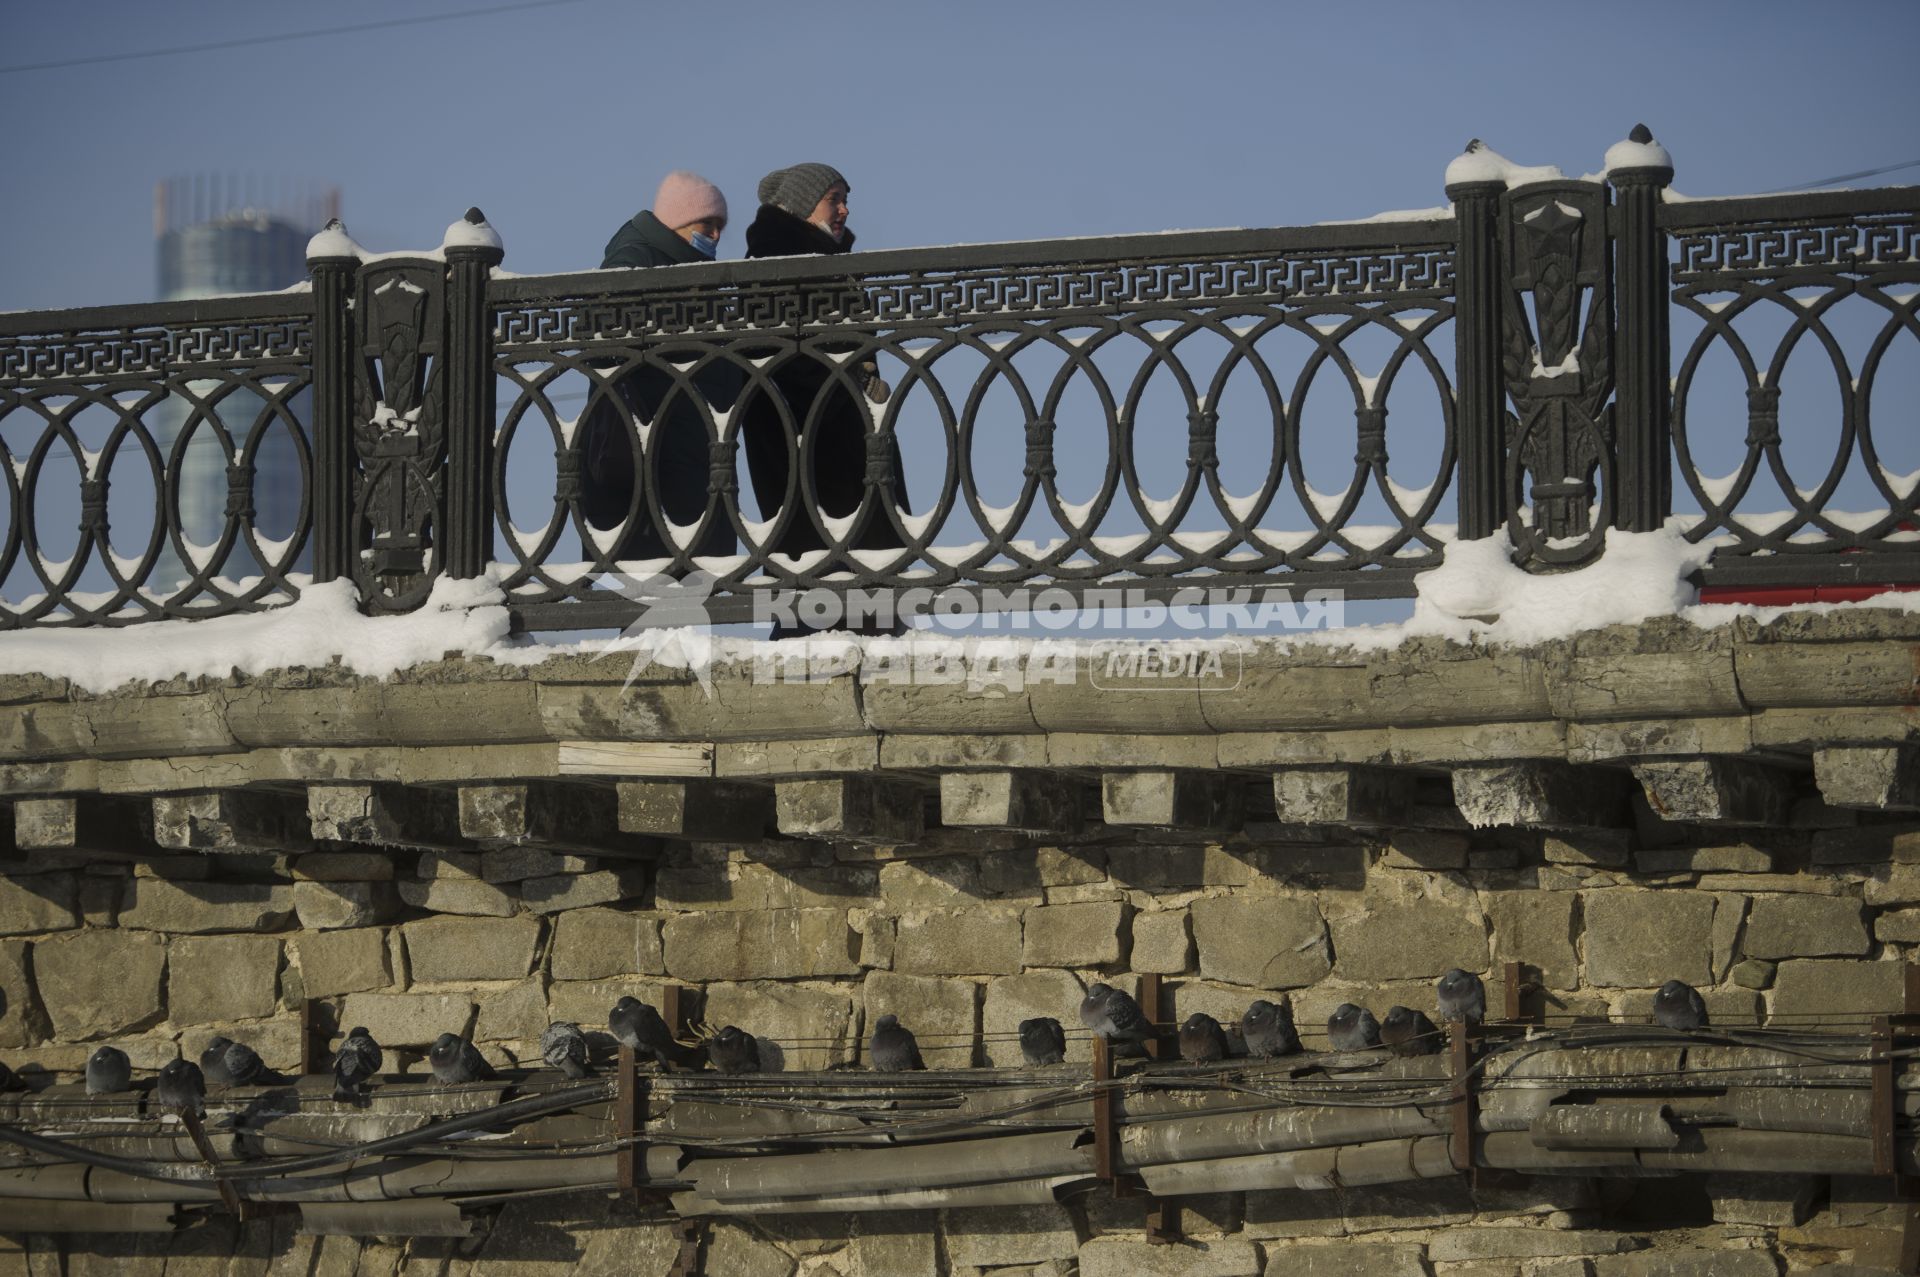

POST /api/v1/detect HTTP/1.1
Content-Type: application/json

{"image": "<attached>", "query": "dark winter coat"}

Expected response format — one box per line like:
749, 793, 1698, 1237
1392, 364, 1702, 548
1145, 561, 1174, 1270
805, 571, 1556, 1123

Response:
740, 204, 909, 563
581, 211, 736, 560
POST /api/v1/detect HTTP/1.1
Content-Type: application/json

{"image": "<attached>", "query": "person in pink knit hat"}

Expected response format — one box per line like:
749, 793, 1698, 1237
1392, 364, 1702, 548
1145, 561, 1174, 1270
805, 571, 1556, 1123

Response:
602, 170, 729, 266
583, 172, 738, 561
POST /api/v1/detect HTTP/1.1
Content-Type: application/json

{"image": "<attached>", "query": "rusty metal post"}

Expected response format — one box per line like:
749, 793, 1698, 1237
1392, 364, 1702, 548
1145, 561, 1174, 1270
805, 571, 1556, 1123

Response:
1138, 973, 1165, 1061
1502, 960, 1527, 1024
1879, 965, 1920, 1274
1135, 972, 1182, 1243
1449, 1018, 1478, 1175
300, 1000, 327, 1076
616, 1044, 641, 1195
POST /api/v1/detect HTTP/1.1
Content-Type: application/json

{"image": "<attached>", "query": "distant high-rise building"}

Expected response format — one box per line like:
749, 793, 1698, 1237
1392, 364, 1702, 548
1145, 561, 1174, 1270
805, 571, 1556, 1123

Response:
152, 177, 339, 593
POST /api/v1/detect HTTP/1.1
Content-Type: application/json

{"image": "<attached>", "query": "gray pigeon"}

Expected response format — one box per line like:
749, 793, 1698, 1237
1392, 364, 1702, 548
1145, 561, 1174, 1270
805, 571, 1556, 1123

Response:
540, 1022, 593, 1079
1019, 1017, 1067, 1065
1078, 983, 1155, 1053
332, 1026, 382, 1103
1242, 998, 1301, 1058
707, 1025, 760, 1074
1652, 979, 1708, 1031
1327, 1003, 1381, 1052
219, 1040, 268, 1087
86, 1046, 131, 1095
868, 1014, 924, 1071
1436, 969, 1486, 1024
155, 1059, 206, 1117
198, 1035, 237, 1086
1178, 1013, 1229, 1063
1380, 1006, 1442, 1057
428, 1033, 496, 1084
608, 997, 681, 1070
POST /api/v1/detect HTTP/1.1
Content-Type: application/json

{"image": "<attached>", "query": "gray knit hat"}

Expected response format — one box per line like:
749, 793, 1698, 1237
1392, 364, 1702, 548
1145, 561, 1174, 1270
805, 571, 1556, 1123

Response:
757, 163, 849, 218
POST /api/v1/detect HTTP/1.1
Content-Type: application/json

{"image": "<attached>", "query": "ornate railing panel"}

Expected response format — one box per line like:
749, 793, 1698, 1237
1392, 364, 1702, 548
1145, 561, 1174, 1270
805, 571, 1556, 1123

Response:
489, 223, 1462, 626
0, 294, 316, 627
1662, 188, 1920, 588
0, 142, 1914, 633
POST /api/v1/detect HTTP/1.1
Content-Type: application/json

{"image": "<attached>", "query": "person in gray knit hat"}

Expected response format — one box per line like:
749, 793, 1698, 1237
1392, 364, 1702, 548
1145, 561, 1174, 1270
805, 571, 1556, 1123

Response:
741, 164, 908, 633
757, 163, 850, 237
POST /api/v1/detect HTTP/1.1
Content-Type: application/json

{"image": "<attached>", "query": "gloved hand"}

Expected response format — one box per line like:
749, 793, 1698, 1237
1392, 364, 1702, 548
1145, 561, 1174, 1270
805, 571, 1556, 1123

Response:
859, 360, 891, 405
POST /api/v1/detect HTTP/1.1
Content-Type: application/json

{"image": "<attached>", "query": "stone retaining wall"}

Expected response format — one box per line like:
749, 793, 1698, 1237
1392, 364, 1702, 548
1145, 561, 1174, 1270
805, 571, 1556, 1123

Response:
3, 808, 1918, 1273
1, 605, 1915, 1273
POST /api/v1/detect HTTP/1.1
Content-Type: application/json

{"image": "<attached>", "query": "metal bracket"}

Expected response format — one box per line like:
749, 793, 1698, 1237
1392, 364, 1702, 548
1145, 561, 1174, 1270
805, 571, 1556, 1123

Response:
1450, 1018, 1482, 1182
178, 1106, 248, 1219
666, 1217, 706, 1277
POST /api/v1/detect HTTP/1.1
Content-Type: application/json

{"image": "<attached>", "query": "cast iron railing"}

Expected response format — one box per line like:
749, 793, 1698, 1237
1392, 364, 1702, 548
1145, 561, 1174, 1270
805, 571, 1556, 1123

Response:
0, 131, 1914, 631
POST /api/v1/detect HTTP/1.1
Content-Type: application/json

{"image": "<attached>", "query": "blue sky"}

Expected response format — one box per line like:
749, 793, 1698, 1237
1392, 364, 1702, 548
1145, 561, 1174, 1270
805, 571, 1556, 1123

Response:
0, 0, 1913, 632
2, 0, 1914, 309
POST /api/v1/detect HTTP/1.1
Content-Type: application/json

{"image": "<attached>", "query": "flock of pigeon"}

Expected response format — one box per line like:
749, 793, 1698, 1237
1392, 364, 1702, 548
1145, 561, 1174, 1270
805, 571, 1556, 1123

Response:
42, 974, 1713, 1114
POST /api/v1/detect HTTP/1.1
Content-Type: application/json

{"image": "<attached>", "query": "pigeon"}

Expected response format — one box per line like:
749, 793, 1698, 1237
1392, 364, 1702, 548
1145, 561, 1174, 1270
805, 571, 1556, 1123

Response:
540, 1022, 593, 1079
1436, 969, 1487, 1025
1178, 1013, 1229, 1063
707, 1026, 760, 1075
1078, 983, 1156, 1053
219, 1040, 268, 1087
1019, 1017, 1067, 1065
86, 1046, 131, 1095
608, 998, 681, 1071
1242, 998, 1302, 1059
155, 1059, 206, 1117
332, 1026, 382, 1103
198, 1035, 237, 1085
868, 1014, 925, 1071
428, 1033, 496, 1084
1380, 1006, 1442, 1057
1652, 979, 1709, 1031
1327, 1003, 1381, 1052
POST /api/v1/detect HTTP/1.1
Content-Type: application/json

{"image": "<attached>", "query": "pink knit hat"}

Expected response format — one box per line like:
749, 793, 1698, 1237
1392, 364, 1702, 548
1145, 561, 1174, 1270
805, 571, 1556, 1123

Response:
652, 171, 727, 230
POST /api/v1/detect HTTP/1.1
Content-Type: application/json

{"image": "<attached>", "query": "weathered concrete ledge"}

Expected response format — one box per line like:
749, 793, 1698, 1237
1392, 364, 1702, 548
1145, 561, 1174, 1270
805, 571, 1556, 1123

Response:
0, 609, 1910, 850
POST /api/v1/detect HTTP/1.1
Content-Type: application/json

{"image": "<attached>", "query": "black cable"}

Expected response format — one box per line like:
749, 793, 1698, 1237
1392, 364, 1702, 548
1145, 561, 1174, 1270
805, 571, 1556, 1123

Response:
1765, 159, 1920, 194
0, 0, 591, 75
0, 1081, 609, 1185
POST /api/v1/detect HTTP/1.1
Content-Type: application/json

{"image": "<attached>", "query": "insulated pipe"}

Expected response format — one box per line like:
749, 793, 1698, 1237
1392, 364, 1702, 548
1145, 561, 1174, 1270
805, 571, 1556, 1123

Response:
687, 1130, 1088, 1201
1634, 1130, 1875, 1177
1120, 1102, 1446, 1167
672, 1174, 1090, 1216
1531, 1104, 1680, 1150
1728, 1088, 1874, 1137
0, 1199, 177, 1233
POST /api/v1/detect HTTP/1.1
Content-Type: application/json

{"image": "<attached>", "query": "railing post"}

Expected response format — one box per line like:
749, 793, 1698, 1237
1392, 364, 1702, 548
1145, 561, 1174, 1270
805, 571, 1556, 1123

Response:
1446, 155, 1508, 541
1608, 125, 1674, 533
442, 208, 505, 581
306, 222, 359, 585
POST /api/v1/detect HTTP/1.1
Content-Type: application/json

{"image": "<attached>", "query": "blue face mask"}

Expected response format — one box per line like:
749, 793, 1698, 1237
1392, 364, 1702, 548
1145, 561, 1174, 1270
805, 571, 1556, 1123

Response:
688, 232, 719, 259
